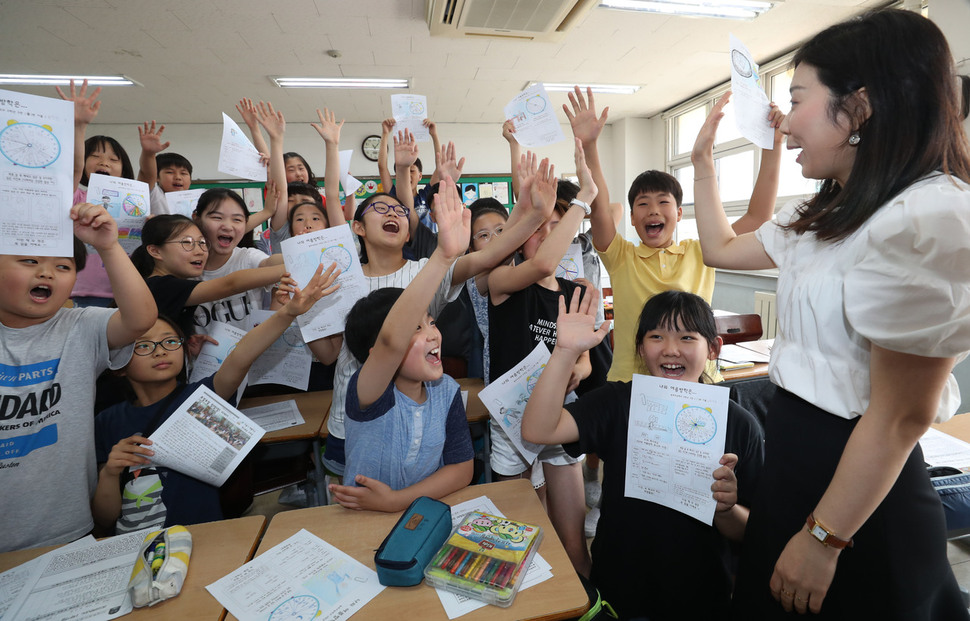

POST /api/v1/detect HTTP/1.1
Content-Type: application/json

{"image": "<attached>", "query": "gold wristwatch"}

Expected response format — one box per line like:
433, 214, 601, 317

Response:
806, 513, 853, 549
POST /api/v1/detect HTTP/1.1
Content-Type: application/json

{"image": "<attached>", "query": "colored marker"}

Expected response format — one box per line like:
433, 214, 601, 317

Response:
450, 550, 470, 575
150, 541, 165, 578
442, 546, 460, 571
432, 545, 453, 569
472, 556, 491, 582
456, 550, 474, 576
464, 554, 485, 579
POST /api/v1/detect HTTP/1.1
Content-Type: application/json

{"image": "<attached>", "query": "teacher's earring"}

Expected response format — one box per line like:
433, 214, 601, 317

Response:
848, 132, 861, 146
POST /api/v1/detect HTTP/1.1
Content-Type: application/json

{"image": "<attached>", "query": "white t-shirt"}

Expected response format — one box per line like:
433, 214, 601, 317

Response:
193, 247, 271, 333
756, 174, 970, 421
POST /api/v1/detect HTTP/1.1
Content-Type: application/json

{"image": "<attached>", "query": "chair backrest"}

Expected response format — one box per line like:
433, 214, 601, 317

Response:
715, 314, 763, 345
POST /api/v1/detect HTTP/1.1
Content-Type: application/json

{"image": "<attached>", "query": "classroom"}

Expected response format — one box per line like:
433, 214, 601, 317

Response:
3, 0, 970, 619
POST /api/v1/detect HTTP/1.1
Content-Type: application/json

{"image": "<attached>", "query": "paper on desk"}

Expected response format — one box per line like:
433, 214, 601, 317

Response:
626, 375, 729, 525
3, 530, 151, 621
207, 528, 384, 621
920, 427, 970, 472
555, 242, 585, 282
0, 89, 75, 258
391, 94, 431, 142
281, 223, 368, 340
218, 112, 267, 181
729, 34, 774, 150
246, 310, 312, 391
503, 83, 565, 148
146, 383, 264, 487
85, 174, 149, 254
435, 496, 553, 619
0, 537, 91, 621
241, 399, 305, 433
338, 149, 363, 196
719, 343, 770, 364
479, 342, 551, 465
164, 188, 206, 218
735, 338, 773, 358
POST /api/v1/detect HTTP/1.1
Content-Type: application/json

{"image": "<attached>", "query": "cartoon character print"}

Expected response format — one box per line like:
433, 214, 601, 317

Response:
490, 519, 526, 543
469, 515, 495, 533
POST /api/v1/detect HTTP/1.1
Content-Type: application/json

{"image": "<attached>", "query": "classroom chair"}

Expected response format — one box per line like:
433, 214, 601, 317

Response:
715, 314, 763, 345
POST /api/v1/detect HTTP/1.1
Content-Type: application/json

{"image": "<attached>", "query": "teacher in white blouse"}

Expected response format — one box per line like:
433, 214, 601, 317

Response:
692, 9, 970, 620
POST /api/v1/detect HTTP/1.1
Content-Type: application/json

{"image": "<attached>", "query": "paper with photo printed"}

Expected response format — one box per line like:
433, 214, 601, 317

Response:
503, 83, 565, 147
625, 374, 728, 525
146, 383, 264, 487
281, 223, 367, 340
218, 112, 267, 181
86, 174, 149, 254
0, 89, 75, 257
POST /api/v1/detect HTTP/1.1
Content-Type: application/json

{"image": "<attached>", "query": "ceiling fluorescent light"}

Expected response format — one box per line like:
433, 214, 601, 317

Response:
273, 77, 409, 89
533, 82, 640, 95
599, 0, 773, 20
0, 74, 135, 86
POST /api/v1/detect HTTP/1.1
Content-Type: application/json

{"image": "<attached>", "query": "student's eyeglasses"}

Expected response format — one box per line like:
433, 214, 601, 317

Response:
472, 226, 505, 244
361, 201, 410, 218
164, 238, 208, 252
133, 337, 184, 356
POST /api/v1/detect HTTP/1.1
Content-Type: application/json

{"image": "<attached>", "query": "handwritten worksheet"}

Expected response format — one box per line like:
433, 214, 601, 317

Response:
625, 374, 729, 525
281, 223, 368, 340
478, 343, 551, 465
218, 112, 266, 181
0, 89, 75, 257
503, 83, 565, 148
391, 94, 431, 142
207, 529, 384, 621
729, 34, 774, 150
555, 242, 585, 282
86, 174, 149, 254
245, 309, 313, 391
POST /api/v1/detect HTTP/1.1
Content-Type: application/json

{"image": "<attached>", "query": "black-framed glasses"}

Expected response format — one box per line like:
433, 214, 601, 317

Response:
472, 225, 504, 243
164, 237, 208, 252
361, 201, 410, 218
133, 337, 184, 356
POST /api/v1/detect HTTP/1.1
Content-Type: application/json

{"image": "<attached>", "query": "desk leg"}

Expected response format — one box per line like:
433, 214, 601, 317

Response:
311, 437, 326, 507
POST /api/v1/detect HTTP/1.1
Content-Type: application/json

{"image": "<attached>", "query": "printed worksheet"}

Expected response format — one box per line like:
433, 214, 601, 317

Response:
188, 321, 249, 398
503, 83, 565, 147
245, 309, 313, 391
729, 34, 774, 149
435, 496, 552, 619
146, 383, 265, 487
338, 149, 363, 196
206, 529, 384, 621
0, 89, 75, 257
555, 242, 585, 282
391, 94, 431, 142
3, 530, 151, 621
164, 188, 206, 217
626, 374, 729, 525
281, 223, 367, 340
240, 399, 305, 433
86, 174, 149, 253
479, 343, 550, 465
218, 112, 267, 181
920, 427, 970, 472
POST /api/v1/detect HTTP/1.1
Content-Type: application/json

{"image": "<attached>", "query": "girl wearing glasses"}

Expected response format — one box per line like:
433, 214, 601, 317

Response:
130, 215, 289, 339
91, 266, 338, 533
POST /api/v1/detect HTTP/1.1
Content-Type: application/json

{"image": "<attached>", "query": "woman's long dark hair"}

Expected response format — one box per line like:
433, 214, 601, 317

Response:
786, 9, 970, 242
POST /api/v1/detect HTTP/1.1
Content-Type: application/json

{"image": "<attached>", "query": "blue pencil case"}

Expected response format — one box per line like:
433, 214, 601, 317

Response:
374, 496, 452, 586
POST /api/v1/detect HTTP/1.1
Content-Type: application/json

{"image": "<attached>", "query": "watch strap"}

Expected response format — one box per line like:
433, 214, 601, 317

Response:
806, 513, 853, 549
569, 198, 591, 215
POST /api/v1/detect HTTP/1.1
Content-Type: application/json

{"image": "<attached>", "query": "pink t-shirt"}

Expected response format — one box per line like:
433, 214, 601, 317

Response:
71, 187, 114, 299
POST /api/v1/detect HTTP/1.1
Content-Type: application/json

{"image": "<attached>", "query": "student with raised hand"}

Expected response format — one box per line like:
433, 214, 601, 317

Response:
135, 120, 171, 212
328, 179, 474, 511
149, 152, 194, 216
377, 117, 396, 194
564, 86, 782, 383
691, 10, 970, 619
310, 107, 354, 227
486, 140, 598, 576
522, 289, 763, 619
92, 265, 337, 533
0, 203, 156, 553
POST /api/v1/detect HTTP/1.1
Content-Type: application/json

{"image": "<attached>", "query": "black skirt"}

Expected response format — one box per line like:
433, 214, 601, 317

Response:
732, 388, 968, 620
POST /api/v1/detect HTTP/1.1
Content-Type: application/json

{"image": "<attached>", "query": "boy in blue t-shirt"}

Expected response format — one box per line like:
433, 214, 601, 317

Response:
328, 178, 474, 512
0, 203, 157, 552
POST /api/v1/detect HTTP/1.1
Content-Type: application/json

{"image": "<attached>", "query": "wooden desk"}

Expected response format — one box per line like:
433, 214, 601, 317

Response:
721, 362, 770, 383
933, 412, 970, 443
0, 516, 266, 621
457, 377, 489, 423
239, 390, 332, 505
250, 480, 588, 621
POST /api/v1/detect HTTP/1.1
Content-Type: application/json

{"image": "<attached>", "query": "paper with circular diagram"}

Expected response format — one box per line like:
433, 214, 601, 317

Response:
503, 83, 565, 148
86, 173, 149, 254
625, 374, 729, 525
391, 93, 431, 142
729, 33, 775, 150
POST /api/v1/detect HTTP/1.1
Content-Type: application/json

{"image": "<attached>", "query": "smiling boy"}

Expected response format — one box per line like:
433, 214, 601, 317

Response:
564, 87, 782, 381
0, 203, 156, 552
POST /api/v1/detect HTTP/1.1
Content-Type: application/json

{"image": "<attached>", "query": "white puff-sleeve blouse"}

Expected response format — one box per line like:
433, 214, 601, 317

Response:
755, 174, 970, 421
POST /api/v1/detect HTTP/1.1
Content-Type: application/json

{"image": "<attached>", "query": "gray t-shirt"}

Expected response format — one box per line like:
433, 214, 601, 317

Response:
0, 308, 132, 552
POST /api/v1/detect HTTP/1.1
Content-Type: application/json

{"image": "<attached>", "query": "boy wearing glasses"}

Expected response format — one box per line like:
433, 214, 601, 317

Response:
0, 203, 156, 553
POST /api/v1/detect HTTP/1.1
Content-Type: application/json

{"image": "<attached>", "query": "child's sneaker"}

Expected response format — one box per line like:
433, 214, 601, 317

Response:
584, 506, 601, 538
584, 478, 602, 509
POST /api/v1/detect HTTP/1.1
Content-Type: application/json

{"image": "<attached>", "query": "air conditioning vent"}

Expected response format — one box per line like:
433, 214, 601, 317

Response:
427, 0, 596, 42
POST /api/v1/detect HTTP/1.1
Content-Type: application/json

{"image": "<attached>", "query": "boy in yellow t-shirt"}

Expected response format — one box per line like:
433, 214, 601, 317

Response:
563, 87, 783, 381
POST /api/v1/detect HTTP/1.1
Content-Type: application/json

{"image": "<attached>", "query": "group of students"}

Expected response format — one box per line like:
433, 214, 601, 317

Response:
2, 9, 970, 620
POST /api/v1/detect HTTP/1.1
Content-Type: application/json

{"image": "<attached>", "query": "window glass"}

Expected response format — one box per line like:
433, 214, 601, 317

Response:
675, 105, 708, 156
717, 151, 755, 203
674, 164, 695, 206
715, 100, 744, 145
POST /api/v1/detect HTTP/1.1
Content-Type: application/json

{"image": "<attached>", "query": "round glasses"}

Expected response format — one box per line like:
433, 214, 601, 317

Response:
472, 226, 504, 244
133, 337, 184, 356
165, 237, 208, 252
361, 201, 410, 218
